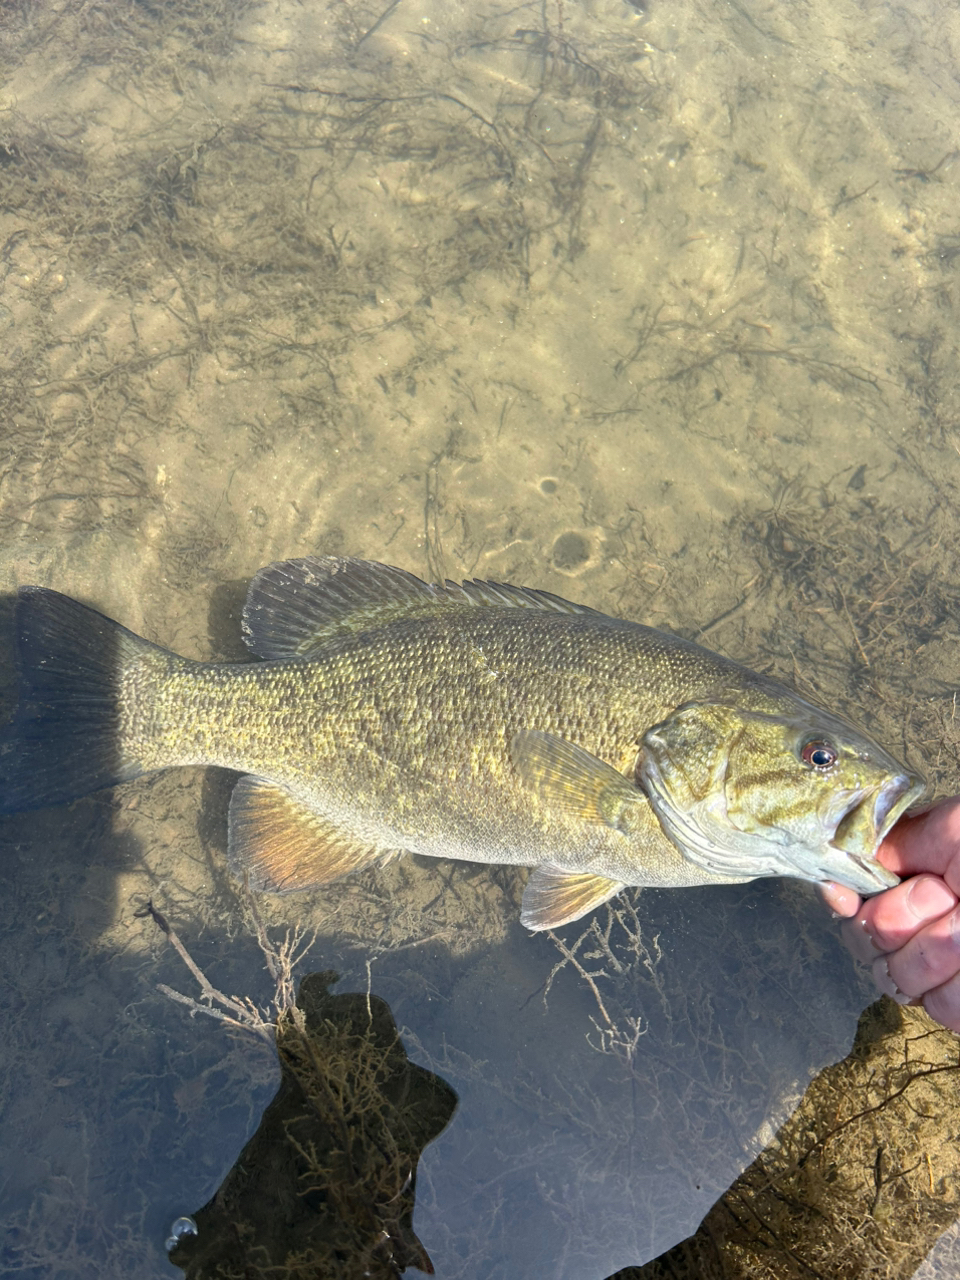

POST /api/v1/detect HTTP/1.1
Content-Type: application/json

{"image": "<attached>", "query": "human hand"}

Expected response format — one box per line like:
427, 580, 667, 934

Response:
821, 797, 960, 1033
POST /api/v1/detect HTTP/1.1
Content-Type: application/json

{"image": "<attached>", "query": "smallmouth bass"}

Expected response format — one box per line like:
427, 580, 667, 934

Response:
0, 556, 925, 930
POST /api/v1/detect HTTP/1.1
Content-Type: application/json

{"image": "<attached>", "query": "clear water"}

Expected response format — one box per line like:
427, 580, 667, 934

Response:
2, 1, 960, 1276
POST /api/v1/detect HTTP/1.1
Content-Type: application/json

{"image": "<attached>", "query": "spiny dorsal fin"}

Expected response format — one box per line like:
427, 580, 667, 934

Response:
228, 775, 388, 892
242, 556, 601, 659
521, 865, 625, 931
242, 557, 446, 659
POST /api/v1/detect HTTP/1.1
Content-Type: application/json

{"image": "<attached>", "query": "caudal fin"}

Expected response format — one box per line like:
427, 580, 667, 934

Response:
0, 587, 158, 812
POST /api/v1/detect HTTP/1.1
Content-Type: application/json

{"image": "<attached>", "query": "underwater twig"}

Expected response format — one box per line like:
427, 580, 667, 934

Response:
894, 150, 959, 182
135, 896, 313, 1047
544, 905, 655, 1064
838, 589, 870, 666
545, 927, 615, 1027
134, 900, 230, 997
830, 181, 878, 215
242, 878, 315, 1016
355, 0, 404, 48
613, 302, 666, 378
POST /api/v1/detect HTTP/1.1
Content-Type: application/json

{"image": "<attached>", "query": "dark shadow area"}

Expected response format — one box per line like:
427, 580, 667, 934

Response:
612, 1000, 960, 1280
168, 969, 457, 1279
207, 579, 256, 662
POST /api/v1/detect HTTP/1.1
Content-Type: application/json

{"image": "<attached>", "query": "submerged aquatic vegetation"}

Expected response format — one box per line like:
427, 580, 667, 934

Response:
145, 902, 456, 1280
166, 969, 456, 1280
135, 892, 314, 1045
142, 893, 456, 1277
619, 1001, 960, 1280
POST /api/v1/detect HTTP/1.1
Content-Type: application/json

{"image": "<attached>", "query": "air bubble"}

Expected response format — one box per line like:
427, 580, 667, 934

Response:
165, 1216, 198, 1253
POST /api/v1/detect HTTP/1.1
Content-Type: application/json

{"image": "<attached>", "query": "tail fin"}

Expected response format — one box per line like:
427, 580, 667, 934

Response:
0, 587, 160, 812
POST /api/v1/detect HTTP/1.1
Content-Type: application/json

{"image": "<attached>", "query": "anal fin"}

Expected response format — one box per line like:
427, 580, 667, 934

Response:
520, 864, 624, 931
228, 776, 384, 893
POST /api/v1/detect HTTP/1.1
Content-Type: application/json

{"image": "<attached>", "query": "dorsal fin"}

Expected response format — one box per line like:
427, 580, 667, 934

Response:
242, 556, 601, 659
242, 557, 444, 659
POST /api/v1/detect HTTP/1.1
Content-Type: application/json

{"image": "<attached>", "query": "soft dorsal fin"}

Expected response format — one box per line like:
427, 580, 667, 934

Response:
242, 556, 601, 660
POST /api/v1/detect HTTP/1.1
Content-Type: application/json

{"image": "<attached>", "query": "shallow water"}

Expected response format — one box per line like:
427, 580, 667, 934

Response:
2, 0, 960, 1276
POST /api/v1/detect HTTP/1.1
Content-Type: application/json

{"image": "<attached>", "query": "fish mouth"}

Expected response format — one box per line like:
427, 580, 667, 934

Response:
815, 771, 926, 893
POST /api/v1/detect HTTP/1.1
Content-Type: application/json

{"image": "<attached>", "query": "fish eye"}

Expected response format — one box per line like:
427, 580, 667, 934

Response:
801, 739, 838, 771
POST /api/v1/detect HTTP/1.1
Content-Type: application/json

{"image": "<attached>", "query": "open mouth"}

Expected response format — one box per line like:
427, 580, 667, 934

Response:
830, 772, 926, 856
824, 772, 927, 892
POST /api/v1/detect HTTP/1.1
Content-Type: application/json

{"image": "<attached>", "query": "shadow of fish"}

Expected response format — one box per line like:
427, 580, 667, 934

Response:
0, 556, 924, 929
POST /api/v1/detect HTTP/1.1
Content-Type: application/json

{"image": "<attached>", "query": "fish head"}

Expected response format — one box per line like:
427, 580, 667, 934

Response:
637, 700, 926, 894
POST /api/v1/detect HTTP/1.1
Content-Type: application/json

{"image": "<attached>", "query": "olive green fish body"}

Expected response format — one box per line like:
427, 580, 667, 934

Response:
0, 557, 925, 930
128, 611, 737, 882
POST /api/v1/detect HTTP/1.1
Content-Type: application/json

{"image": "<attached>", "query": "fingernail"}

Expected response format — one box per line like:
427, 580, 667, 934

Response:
905, 876, 955, 922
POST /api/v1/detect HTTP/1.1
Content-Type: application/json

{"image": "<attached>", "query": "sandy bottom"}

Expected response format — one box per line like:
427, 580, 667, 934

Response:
2, 0, 960, 1276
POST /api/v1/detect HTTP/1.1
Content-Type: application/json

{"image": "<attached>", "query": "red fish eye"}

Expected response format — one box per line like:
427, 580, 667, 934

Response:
801, 740, 838, 770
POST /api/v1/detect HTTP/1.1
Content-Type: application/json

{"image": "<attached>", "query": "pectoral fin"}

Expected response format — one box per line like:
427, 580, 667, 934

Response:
511, 730, 641, 831
228, 776, 384, 892
521, 864, 625, 931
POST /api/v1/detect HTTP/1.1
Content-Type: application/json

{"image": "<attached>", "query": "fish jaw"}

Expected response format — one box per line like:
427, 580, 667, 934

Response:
810, 770, 926, 893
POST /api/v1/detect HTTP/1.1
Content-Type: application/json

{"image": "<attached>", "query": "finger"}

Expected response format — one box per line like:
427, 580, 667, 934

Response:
840, 874, 957, 962
881, 905, 960, 1001
922, 970, 960, 1035
878, 798, 960, 887
820, 881, 861, 917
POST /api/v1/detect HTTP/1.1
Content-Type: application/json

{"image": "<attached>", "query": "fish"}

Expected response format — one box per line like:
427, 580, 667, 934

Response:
0, 555, 926, 931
